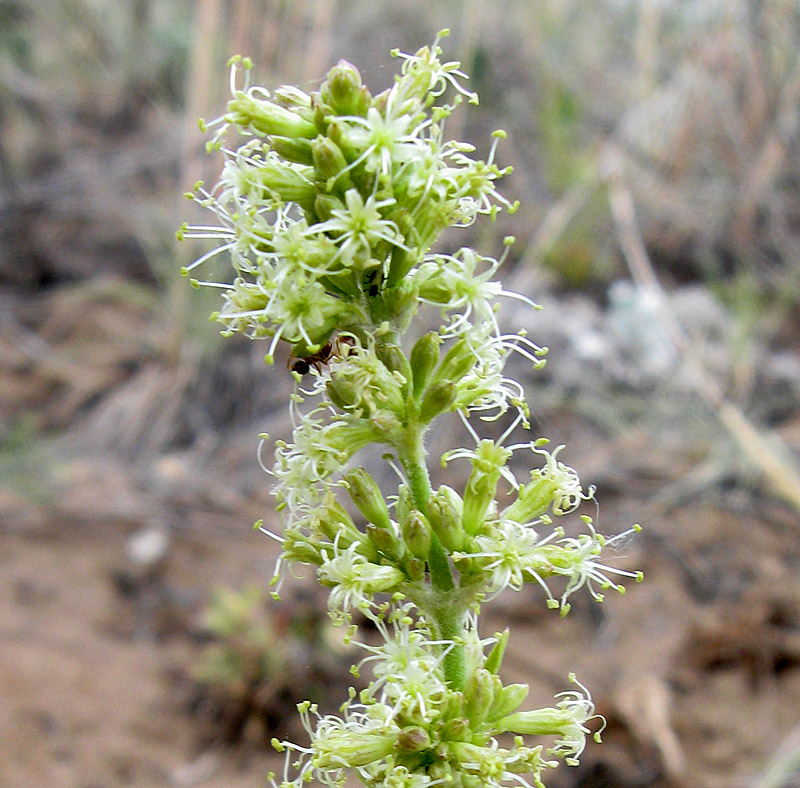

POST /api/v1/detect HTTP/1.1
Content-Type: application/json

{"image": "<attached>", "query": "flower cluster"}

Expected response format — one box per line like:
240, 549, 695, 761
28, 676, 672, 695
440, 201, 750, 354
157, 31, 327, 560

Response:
273, 611, 601, 788
183, 30, 640, 788
180, 32, 517, 360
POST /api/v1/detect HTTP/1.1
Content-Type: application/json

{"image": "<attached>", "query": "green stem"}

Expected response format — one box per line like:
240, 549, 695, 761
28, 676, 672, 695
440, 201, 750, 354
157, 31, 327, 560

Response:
401, 423, 466, 691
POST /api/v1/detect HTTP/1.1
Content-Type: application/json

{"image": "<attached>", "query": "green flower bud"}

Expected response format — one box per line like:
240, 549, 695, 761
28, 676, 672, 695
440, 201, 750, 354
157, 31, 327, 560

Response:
314, 730, 396, 769
396, 484, 413, 527
269, 135, 314, 165
314, 495, 377, 560
366, 523, 405, 563
503, 477, 558, 524
462, 440, 512, 536
401, 509, 432, 560
254, 160, 316, 211
323, 60, 369, 116
312, 97, 333, 134
417, 276, 454, 306
369, 410, 403, 442
313, 495, 356, 540
439, 716, 469, 741
496, 706, 579, 737
227, 92, 318, 138
319, 270, 361, 298
312, 136, 352, 192
326, 376, 361, 411
376, 344, 412, 391
371, 88, 390, 114
463, 668, 496, 727
432, 336, 477, 386
410, 332, 440, 399
420, 380, 457, 422
380, 279, 419, 335
272, 84, 313, 114
441, 690, 464, 720
386, 244, 416, 288
314, 192, 346, 223
344, 467, 391, 529
326, 119, 362, 162
282, 530, 323, 565
427, 485, 464, 553
397, 726, 431, 753
486, 682, 529, 722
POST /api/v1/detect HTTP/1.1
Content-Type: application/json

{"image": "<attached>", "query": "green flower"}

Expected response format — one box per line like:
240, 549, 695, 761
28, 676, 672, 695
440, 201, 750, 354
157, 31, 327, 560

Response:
318, 542, 405, 623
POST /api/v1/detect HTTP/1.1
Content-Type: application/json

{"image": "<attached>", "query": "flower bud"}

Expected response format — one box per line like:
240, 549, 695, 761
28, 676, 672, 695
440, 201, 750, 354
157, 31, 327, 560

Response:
396, 726, 431, 753
441, 690, 464, 720
401, 509, 432, 560
314, 496, 355, 540
503, 477, 557, 524
371, 88, 390, 114
462, 440, 511, 536
269, 135, 314, 165
432, 336, 477, 386
427, 485, 464, 552
410, 332, 440, 399
282, 531, 323, 565
344, 467, 392, 529
323, 60, 369, 116
326, 376, 361, 411
312, 96, 333, 134
326, 119, 362, 162
396, 485, 413, 526
369, 411, 403, 441
252, 160, 316, 211
377, 344, 412, 392
312, 136, 351, 192
386, 244, 416, 288
417, 276, 454, 305
227, 92, 318, 138
420, 380, 457, 422
463, 668, 496, 727
319, 270, 360, 298
316, 495, 377, 560
366, 523, 405, 563
439, 716, 469, 741
273, 84, 313, 113
315, 193, 347, 224
314, 730, 396, 768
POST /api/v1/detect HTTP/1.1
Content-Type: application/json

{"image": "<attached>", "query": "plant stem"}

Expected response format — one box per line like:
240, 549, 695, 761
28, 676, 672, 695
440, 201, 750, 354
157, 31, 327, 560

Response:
401, 423, 466, 691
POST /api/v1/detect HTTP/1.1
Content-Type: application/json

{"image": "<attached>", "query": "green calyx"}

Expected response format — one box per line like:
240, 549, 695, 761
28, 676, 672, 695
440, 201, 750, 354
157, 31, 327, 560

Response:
462, 440, 512, 536
344, 467, 392, 529
227, 91, 318, 139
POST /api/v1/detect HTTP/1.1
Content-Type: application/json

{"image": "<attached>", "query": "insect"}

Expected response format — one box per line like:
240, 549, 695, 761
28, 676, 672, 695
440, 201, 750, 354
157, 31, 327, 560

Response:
288, 335, 354, 375
288, 342, 333, 375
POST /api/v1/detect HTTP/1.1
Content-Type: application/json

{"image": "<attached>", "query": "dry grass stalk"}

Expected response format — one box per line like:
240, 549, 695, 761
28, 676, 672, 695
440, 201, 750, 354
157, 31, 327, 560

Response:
603, 152, 800, 516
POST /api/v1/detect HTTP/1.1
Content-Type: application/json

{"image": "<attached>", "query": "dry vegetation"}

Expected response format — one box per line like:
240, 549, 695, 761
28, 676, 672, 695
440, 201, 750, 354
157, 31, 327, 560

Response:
1, 1, 800, 787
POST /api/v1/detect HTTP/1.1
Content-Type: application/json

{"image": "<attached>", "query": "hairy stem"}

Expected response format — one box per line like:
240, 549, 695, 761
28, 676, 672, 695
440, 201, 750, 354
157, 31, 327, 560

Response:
401, 423, 466, 691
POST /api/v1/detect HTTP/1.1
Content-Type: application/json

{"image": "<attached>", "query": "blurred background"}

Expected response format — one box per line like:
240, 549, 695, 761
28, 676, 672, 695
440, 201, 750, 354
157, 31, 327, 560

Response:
2, 1, 800, 786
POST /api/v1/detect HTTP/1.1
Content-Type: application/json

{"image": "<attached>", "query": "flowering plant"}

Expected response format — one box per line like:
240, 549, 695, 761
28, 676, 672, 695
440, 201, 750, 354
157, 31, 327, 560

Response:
181, 30, 641, 788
